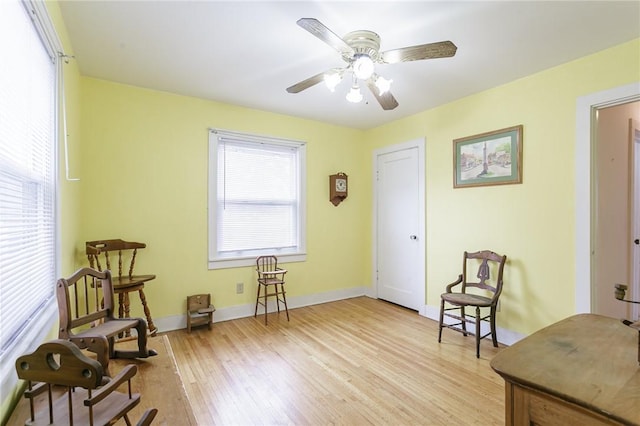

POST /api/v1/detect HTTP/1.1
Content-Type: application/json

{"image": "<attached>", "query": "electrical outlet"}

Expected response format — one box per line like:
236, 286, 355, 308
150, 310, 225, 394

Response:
236, 282, 244, 294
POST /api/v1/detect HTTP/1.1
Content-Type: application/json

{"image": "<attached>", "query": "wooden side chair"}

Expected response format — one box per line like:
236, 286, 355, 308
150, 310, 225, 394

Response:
438, 250, 507, 358
86, 239, 158, 336
255, 255, 289, 325
56, 267, 157, 373
15, 339, 157, 426
187, 294, 216, 333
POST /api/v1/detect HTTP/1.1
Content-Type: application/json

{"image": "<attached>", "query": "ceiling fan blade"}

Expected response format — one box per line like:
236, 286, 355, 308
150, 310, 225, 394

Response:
366, 80, 399, 111
286, 72, 326, 93
297, 18, 354, 57
380, 41, 457, 64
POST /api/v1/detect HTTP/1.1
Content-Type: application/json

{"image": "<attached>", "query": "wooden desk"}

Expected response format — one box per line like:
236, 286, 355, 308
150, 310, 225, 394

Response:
491, 314, 640, 426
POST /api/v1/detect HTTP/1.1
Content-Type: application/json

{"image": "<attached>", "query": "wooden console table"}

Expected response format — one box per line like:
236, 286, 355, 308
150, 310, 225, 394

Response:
491, 314, 639, 425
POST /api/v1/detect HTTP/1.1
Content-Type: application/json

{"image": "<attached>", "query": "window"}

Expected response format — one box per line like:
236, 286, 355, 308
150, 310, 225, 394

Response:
208, 129, 306, 269
0, 0, 59, 398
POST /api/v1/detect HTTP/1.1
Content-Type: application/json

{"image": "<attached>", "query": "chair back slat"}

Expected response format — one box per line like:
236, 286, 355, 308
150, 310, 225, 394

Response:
86, 239, 147, 280
256, 255, 279, 272
56, 268, 115, 338
461, 250, 506, 300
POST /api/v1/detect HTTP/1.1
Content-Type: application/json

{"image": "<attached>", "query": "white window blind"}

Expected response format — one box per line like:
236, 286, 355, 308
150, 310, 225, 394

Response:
208, 130, 306, 269
0, 0, 57, 366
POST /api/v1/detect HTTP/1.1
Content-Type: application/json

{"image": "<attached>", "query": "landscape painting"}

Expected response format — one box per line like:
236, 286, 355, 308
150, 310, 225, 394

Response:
453, 125, 523, 188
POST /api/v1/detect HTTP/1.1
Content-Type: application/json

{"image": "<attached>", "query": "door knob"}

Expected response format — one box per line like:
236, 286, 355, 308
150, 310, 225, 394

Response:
410, 235, 418, 240
635, 239, 639, 245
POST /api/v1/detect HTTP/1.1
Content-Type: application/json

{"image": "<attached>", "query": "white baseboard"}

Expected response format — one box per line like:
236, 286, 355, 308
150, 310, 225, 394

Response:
422, 304, 525, 347
154, 286, 369, 333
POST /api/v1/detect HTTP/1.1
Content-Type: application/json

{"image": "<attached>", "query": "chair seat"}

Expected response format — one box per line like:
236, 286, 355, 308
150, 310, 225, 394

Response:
258, 278, 285, 286
25, 386, 141, 426
113, 274, 156, 289
73, 318, 140, 339
441, 292, 493, 307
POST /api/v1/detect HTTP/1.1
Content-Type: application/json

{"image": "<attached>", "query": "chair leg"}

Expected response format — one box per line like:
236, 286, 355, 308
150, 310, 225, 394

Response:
438, 299, 445, 343
280, 284, 289, 321
490, 306, 498, 347
123, 292, 132, 338
460, 306, 467, 335
275, 284, 281, 313
113, 319, 158, 360
254, 284, 261, 318
263, 287, 268, 325
137, 288, 157, 335
261, 285, 269, 325
475, 306, 481, 358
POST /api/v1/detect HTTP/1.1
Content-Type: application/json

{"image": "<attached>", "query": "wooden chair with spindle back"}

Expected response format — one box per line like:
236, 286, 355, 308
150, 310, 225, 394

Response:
438, 250, 507, 358
15, 339, 158, 426
86, 239, 158, 336
56, 267, 157, 373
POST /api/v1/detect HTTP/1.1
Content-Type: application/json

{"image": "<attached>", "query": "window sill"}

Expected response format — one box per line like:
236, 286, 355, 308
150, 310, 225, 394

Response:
208, 252, 306, 270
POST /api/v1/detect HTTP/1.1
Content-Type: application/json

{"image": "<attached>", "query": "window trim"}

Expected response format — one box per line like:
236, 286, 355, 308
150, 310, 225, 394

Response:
207, 129, 307, 269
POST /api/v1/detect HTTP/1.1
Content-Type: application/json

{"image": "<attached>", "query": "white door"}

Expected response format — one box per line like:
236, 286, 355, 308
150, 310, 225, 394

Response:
374, 140, 425, 312
630, 119, 640, 320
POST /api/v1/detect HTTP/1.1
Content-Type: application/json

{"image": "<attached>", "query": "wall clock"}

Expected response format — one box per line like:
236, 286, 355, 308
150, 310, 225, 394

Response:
329, 172, 348, 206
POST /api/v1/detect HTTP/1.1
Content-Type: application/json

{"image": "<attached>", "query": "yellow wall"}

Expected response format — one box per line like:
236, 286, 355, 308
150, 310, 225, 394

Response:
76, 38, 640, 333
77, 78, 369, 319
364, 39, 640, 335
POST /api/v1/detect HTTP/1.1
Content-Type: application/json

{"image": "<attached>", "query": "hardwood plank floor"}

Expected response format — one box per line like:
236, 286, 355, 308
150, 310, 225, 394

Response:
167, 296, 505, 425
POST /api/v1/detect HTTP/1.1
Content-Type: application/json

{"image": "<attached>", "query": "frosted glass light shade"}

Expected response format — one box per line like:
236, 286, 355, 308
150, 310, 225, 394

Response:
375, 75, 392, 95
346, 86, 363, 103
353, 55, 374, 80
324, 72, 342, 92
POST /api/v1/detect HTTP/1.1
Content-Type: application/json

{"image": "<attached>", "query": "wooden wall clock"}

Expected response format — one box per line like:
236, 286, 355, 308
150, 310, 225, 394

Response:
329, 173, 348, 206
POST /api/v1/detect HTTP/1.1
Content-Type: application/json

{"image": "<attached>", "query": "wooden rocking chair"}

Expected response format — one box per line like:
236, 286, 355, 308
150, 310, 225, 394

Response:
15, 339, 157, 426
56, 267, 157, 373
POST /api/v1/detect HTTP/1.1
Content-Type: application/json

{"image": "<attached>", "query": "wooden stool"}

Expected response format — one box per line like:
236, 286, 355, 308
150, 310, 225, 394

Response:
187, 294, 215, 333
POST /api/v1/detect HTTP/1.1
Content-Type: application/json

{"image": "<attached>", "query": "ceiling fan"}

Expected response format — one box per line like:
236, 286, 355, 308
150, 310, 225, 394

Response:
286, 18, 457, 111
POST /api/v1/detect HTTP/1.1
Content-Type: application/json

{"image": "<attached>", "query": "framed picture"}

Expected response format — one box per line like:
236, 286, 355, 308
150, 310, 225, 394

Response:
453, 125, 523, 188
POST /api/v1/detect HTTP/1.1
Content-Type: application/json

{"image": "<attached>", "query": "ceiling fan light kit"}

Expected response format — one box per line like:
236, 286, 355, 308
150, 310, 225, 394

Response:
287, 18, 457, 111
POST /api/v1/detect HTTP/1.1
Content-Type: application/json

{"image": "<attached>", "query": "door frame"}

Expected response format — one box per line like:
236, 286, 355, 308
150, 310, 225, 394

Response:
631, 119, 640, 319
372, 138, 426, 315
575, 82, 640, 313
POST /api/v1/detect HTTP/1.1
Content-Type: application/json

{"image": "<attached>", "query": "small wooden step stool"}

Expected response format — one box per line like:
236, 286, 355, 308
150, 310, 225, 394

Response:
187, 294, 215, 333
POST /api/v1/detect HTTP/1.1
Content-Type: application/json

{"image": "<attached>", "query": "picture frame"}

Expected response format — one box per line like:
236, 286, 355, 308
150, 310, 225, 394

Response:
453, 125, 523, 188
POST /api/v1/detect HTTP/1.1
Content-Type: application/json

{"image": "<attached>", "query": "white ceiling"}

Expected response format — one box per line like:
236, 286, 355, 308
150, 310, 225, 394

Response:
58, 1, 640, 130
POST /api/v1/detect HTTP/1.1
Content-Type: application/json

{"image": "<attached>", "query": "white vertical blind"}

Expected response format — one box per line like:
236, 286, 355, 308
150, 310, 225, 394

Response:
0, 0, 57, 358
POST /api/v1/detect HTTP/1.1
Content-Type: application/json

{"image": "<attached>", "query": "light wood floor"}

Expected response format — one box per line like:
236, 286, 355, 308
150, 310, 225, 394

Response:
167, 296, 506, 425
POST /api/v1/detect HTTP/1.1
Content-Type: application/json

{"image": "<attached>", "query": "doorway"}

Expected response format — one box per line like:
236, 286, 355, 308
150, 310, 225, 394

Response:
373, 139, 425, 314
593, 102, 640, 319
575, 83, 640, 317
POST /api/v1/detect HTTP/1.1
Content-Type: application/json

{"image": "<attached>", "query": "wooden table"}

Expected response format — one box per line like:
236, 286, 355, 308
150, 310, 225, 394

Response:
491, 314, 640, 426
